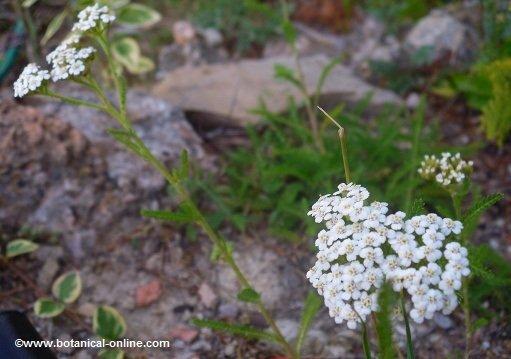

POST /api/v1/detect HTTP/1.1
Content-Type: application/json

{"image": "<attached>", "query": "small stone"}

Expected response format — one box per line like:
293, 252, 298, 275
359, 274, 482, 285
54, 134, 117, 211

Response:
37, 258, 60, 290
433, 313, 453, 329
173, 21, 196, 45
406, 93, 421, 109
75, 350, 93, 359
55, 334, 74, 354
77, 303, 96, 317
224, 342, 236, 356
169, 324, 199, 343
218, 303, 239, 320
198, 282, 217, 308
135, 279, 162, 307
200, 28, 223, 47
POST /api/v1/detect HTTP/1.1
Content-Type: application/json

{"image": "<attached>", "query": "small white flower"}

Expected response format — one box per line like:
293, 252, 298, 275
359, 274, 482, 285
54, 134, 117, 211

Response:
73, 4, 116, 32
13, 63, 50, 97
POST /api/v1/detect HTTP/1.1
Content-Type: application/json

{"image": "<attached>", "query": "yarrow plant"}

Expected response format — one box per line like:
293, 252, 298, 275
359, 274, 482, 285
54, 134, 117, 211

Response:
307, 182, 470, 330
12, 4, 299, 358
418, 152, 473, 187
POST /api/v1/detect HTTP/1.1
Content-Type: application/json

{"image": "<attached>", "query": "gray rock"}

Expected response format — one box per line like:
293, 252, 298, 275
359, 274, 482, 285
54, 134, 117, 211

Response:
217, 241, 305, 311
433, 313, 454, 329
404, 10, 478, 64
153, 54, 402, 125
37, 258, 60, 290
217, 303, 239, 320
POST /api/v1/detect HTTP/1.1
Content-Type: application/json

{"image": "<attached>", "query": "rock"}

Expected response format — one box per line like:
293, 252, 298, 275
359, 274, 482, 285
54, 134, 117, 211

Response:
275, 319, 299, 342
199, 28, 223, 48
404, 10, 478, 65
169, 324, 199, 343
136, 279, 163, 307
217, 303, 239, 320
0, 89, 207, 258
37, 258, 60, 290
197, 282, 217, 308
433, 313, 453, 329
77, 303, 96, 317
406, 93, 421, 109
173, 21, 196, 45
153, 54, 402, 125
217, 241, 305, 311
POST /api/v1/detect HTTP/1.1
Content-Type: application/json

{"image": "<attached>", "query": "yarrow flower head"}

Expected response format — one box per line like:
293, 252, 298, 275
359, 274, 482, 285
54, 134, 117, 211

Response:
72, 4, 116, 32
13, 4, 115, 96
306, 182, 469, 329
13, 63, 50, 98
418, 153, 473, 187
46, 42, 95, 81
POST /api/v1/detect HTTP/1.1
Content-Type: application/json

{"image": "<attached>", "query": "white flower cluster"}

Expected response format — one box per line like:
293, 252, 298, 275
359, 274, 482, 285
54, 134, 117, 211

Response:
306, 183, 470, 329
13, 63, 50, 98
13, 4, 115, 97
418, 153, 473, 186
72, 4, 116, 32
46, 42, 95, 81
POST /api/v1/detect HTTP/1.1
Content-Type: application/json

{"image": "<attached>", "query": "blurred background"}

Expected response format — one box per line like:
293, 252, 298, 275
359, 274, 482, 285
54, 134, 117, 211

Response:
0, 0, 510, 358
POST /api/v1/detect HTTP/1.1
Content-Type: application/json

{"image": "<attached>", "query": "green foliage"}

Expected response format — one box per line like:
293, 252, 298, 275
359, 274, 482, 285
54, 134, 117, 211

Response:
52, 271, 82, 304
5, 239, 38, 258
237, 287, 261, 303
192, 318, 279, 343
468, 244, 511, 316
33, 298, 65, 318
295, 291, 322, 354
117, 3, 161, 28
93, 306, 127, 341
141, 203, 198, 224
375, 283, 397, 359
364, 0, 445, 32
480, 59, 511, 146
34, 271, 82, 318
480, 0, 511, 61
191, 99, 440, 242
191, 0, 282, 54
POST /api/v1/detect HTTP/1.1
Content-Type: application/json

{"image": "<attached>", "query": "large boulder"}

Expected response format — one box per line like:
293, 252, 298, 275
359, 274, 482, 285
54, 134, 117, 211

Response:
153, 54, 402, 125
1, 90, 207, 257
404, 10, 478, 65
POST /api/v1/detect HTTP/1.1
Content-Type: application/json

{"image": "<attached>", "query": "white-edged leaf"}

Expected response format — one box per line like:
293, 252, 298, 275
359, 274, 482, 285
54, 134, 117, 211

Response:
22, 0, 39, 8
52, 271, 82, 304
124, 56, 155, 74
34, 298, 65, 318
6, 239, 38, 258
117, 4, 161, 28
93, 306, 127, 341
111, 37, 141, 69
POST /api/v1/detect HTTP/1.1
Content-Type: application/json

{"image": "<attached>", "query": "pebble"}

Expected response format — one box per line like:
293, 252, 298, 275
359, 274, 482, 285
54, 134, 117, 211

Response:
135, 279, 163, 307
218, 303, 239, 320
198, 282, 217, 308
433, 313, 453, 329
169, 324, 199, 343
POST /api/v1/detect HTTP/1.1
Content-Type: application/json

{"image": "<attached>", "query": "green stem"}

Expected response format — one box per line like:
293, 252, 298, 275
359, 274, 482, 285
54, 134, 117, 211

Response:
361, 320, 372, 359
44, 89, 105, 111
400, 295, 415, 359
317, 106, 351, 183
77, 71, 297, 358
449, 192, 471, 358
